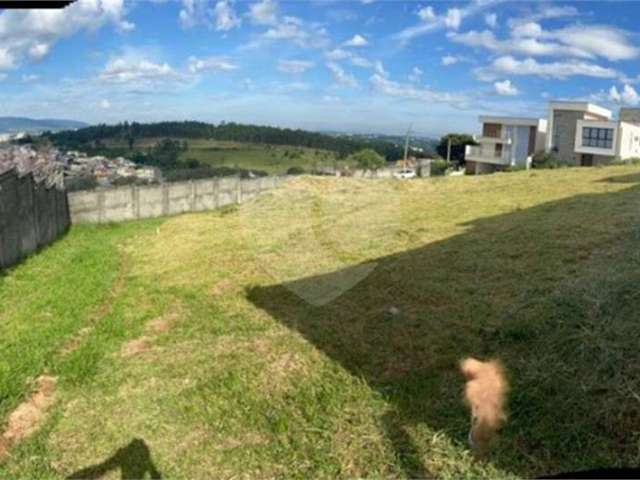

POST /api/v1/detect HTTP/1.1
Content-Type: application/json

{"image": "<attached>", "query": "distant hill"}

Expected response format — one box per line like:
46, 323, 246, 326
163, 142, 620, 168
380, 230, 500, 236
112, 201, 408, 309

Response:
0, 117, 89, 134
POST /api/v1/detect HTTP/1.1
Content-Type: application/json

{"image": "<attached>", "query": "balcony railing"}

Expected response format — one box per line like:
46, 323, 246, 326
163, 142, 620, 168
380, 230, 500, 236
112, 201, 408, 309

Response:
476, 135, 512, 145
465, 145, 509, 165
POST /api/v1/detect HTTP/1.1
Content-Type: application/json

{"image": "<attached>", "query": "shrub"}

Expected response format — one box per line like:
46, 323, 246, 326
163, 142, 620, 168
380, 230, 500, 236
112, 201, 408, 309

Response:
65, 175, 98, 192
532, 151, 560, 169
348, 148, 386, 170
164, 166, 268, 182
111, 176, 139, 187
287, 166, 306, 175
430, 159, 451, 176
183, 158, 202, 169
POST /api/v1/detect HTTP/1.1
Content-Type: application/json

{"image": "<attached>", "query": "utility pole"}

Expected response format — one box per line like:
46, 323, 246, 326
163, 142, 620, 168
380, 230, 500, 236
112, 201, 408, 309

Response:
446, 136, 452, 162
403, 124, 412, 169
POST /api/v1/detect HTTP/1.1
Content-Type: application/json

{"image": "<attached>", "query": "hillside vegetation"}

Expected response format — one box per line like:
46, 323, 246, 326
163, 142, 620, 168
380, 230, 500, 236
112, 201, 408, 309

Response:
2, 167, 640, 478
45, 121, 408, 161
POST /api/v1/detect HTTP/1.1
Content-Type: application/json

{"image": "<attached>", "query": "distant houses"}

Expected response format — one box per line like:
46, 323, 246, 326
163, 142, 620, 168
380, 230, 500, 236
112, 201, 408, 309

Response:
61, 150, 159, 187
465, 101, 640, 174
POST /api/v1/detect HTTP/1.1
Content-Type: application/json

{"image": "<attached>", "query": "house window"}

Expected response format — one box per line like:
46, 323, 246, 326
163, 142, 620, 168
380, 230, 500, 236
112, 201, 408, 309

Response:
582, 127, 613, 149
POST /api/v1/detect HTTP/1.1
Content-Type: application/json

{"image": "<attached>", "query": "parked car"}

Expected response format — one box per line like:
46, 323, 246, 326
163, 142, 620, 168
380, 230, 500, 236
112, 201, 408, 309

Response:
393, 169, 416, 179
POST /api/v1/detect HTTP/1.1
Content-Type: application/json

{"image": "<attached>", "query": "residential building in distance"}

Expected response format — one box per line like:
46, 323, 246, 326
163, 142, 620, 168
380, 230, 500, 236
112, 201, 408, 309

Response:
552, 103, 640, 166
464, 116, 547, 174
466, 102, 640, 173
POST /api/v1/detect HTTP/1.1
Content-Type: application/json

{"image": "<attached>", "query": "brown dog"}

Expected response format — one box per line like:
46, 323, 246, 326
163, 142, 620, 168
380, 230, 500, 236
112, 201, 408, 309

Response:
460, 358, 508, 456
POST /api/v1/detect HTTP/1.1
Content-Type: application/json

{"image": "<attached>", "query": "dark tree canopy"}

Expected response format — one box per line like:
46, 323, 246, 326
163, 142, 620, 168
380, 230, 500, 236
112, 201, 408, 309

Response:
436, 134, 477, 165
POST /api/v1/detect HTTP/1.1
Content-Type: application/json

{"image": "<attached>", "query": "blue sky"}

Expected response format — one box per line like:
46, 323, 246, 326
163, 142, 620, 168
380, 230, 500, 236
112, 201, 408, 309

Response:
1, 0, 640, 137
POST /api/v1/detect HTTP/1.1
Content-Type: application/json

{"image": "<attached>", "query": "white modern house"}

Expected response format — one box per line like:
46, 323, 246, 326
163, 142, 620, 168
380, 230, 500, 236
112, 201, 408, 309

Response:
466, 102, 640, 173
464, 116, 547, 174
547, 101, 640, 166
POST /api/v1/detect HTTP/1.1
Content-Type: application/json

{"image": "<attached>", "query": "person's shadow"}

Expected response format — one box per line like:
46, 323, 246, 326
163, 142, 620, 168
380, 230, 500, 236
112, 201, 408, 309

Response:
67, 438, 162, 480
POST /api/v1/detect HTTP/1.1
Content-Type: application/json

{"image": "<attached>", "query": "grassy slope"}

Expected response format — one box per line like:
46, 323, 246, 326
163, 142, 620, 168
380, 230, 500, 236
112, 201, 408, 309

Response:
105, 137, 346, 174
3, 167, 640, 478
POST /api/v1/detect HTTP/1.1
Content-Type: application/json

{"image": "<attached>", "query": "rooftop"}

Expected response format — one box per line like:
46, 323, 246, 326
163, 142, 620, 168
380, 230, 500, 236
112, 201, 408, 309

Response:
548, 101, 612, 119
0, 146, 64, 189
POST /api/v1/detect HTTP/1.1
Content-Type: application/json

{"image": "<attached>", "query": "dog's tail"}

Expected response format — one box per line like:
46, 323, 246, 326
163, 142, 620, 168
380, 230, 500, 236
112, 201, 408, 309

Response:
460, 357, 508, 456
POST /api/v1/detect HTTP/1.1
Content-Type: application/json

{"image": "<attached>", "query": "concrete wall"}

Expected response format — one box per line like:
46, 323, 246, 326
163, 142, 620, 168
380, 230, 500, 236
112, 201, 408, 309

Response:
619, 122, 640, 159
620, 108, 640, 125
551, 110, 585, 166
68, 176, 286, 224
0, 170, 70, 270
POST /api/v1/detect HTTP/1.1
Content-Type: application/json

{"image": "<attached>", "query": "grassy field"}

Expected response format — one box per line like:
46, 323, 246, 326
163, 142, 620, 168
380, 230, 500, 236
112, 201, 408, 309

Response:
105, 137, 345, 174
2, 166, 640, 478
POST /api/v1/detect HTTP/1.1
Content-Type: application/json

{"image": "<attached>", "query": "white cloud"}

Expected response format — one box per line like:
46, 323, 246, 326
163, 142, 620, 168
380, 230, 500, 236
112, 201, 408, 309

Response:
254, 16, 329, 49
277, 59, 314, 74
441, 55, 459, 66
350, 55, 373, 68
369, 73, 469, 107
0, 0, 134, 71
188, 56, 238, 73
119, 20, 135, 32
373, 60, 387, 77
343, 34, 368, 48
394, 0, 498, 45
21, 73, 39, 83
100, 57, 183, 84
508, 5, 579, 28
179, 0, 197, 28
417, 7, 438, 22
324, 48, 351, 60
408, 66, 423, 82
99, 99, 111, 109
214, 0, 241, 31
444, 8, 462, 30
493, 79, 519, 96
180, 0, 240, 31
451, 24, 639, 63
609, 85, 640, 106
326, 62, 358, 88
417, 6, 436, 22
247, 0, 278, 25
484, 13, 497, 29
475, 56, 620, 81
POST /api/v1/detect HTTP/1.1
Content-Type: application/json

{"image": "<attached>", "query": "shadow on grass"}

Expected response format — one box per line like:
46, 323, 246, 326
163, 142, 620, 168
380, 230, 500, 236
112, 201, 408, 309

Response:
67, 438, 161, 480
247, 173, 640, 478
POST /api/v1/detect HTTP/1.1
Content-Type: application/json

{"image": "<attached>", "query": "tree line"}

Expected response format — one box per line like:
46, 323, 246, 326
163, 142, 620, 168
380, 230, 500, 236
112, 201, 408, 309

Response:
44, 121, 407, 161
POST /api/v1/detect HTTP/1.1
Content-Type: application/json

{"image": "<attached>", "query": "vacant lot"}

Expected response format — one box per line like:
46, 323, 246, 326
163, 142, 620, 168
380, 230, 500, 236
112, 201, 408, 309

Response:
2, 166, 640, 478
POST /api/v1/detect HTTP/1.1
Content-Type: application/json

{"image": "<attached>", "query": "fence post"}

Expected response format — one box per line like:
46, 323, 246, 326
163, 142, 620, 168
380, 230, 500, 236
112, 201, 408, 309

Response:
162, 183, 169, 216
190, 180, 196, 211
97, 189, 105, 224
235, 177, 242, 204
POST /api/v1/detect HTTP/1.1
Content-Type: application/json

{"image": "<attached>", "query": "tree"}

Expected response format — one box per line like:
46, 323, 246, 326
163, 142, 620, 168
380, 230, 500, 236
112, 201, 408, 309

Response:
436, 134, 477, 166
349, 148, 386, 170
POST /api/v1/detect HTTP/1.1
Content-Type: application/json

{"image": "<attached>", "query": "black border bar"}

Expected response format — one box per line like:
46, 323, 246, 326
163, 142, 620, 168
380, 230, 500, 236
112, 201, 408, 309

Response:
0, 1, 75, 8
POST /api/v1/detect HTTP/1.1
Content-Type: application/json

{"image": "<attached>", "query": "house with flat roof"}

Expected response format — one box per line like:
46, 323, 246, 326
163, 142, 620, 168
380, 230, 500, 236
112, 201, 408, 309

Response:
465, 102, 640, 173
464, 116, 547, 174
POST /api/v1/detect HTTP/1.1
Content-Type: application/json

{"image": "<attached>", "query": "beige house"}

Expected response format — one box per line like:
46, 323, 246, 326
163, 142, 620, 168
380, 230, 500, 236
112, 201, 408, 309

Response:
464, 116, 547, 174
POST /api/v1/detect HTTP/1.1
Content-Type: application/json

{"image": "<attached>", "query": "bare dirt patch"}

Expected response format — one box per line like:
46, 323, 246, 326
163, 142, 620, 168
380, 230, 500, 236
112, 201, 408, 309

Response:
119, 304, 183, 358
120, 337, 151, 358
0, 376, 57, 460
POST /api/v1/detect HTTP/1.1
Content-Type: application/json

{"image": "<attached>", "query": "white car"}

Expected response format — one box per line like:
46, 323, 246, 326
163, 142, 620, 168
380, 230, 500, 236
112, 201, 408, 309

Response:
393, 169, 417, 179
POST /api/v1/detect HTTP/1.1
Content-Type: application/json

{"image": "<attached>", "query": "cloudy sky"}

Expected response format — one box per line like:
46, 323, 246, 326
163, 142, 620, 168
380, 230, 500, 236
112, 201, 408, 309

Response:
1, 0, 640, 136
